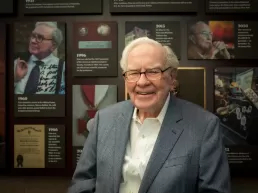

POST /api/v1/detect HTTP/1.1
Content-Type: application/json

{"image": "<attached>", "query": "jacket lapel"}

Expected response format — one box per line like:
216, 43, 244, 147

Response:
113, 102, 134, 193
139, 95, 184, 193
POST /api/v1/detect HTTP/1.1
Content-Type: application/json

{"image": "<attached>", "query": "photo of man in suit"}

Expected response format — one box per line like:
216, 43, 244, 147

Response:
14, 21, 65, 95
68, 37, 231, 193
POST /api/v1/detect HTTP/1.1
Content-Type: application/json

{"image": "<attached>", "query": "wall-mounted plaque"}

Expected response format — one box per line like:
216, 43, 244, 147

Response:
206, 0, 258, 13
72, 85, 117, 167
125, 67, 206, 109
125, 21, 181, 59
14, 124, 65, 168
187, 21, 258, 59
72, 22, 118, 77
22, 0, 102, 14
110, 0, 198, 13
13, 22, 66, 117
0, 23, 5, 168
214, 68, 258, 169
0, 0, 13, 14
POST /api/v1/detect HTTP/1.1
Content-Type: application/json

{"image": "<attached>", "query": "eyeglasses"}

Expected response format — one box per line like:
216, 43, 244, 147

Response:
30, 33, 53, 43
197, 31, 213, 38
123, 67, 172, 82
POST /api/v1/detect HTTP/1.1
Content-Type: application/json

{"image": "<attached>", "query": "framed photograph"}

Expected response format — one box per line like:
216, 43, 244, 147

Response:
214, 67, 258, 169
187, 20, 258, 59
13, 21, 66, 117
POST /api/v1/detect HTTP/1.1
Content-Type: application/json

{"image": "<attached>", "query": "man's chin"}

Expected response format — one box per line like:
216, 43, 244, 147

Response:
133, 100, 155, 111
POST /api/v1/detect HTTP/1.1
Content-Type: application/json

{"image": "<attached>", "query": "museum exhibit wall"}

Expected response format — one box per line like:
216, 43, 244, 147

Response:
0, 1, 257, 190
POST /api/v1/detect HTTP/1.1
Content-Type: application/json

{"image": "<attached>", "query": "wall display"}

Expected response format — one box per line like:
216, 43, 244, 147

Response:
125, 21, 181, 59
13, 22, 66, 117
187, 21, 258, 59
72, 22, 118, 76
72, 85, 117, 167
110, 0, 198, 13
206, 0, 258, 13
0, 0, 13, 14
125, 67, 206, 108
0, 23, 5, 168
214, 68, 258, 168
14, 124, 65, 168
22, 0, 102, 14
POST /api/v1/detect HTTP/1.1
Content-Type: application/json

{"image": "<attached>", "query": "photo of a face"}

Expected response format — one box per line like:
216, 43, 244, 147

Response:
188, 21, 234, 60
13, 22, 66, 95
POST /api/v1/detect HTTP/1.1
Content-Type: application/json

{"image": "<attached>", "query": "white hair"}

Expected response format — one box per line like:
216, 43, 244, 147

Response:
35, 21, 63, 47
120, 37, 179, 72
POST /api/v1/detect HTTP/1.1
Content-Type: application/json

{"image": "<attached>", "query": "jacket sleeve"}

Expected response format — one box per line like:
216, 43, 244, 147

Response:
198, 116, 231, 193
67, 112, 99, 193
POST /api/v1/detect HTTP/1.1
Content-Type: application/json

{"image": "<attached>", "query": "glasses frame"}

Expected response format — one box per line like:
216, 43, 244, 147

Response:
30, 32, 53, 43
123, 66, 172, 82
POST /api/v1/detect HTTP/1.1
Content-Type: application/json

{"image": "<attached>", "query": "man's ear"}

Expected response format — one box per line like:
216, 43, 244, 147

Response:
170, 69, 177, 79
51, 42, 57, 52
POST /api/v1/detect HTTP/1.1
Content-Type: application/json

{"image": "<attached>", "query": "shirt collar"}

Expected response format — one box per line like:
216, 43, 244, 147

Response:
132, 92, 170, 124
30, 53, 54, 64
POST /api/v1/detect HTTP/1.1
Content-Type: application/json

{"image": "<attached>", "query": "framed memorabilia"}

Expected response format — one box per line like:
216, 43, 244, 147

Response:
214, 68, 258, 169
22, 0, 102, 14
206, 0, 258, 13
14, 125, 65, 168
125, 21, 181, 59
72, 21, 118, 77
187, 20, 258, 59
0, 23, 5, 168
125, 67, 206, 109
110, 0, 198, 13
72, 85, 117, 167
13, 21, 66, 117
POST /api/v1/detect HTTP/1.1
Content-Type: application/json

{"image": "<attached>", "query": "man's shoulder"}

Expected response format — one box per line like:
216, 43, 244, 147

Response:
176, 97, 217, 122
98, 100, 132, 116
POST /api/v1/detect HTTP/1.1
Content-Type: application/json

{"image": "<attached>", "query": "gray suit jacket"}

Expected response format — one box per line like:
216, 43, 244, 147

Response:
68, 95, 231, 193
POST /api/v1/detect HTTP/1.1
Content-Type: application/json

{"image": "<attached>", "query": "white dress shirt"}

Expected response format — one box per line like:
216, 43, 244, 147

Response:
14, 53, 65, 94
119, 93, 170, 193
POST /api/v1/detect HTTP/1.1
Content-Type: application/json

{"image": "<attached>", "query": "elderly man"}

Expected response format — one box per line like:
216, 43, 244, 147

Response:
188, 21, 231, 59
14, 22, 65, 94
68, 37, 231, 193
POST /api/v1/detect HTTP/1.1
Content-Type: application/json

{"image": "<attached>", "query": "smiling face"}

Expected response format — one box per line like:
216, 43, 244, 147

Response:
125, 43, 173, 114
29, 24, 56, 60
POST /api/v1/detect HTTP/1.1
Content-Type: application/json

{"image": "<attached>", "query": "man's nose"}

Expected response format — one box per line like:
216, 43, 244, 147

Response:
137, 73, 150, 86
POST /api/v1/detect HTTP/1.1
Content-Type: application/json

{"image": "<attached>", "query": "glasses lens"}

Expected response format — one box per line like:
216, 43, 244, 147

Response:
126, 71, 140, 82
31, 33, 43, 42
146, 69, 161, 80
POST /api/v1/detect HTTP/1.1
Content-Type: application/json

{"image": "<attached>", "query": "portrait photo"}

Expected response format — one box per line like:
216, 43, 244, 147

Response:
188, 21, 234, 59
14, 21, 66, 95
